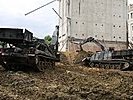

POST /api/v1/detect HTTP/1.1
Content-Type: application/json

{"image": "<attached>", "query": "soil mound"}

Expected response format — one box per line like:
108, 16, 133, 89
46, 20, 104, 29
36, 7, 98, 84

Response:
73, 51, 93, 64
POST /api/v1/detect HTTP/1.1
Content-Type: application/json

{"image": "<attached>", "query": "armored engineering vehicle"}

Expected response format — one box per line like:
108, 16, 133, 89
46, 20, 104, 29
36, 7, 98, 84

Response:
0, 28, 60, 71
70, 37, 133, 70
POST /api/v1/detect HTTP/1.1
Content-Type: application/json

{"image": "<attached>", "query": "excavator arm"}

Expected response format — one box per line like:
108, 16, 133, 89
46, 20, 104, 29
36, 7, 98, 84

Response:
91, 38, 106, 51
79, 37, 106, 51
69, 37, 106, 51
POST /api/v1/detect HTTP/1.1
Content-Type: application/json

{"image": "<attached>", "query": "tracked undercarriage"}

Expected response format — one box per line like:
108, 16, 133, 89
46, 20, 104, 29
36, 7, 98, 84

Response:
0, 28, 60, 72
83, 59, 131, 70
1, 53, 57, 72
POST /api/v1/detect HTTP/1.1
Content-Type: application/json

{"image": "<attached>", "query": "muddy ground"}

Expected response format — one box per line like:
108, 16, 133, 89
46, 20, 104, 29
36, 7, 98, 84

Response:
0, 63, 133, 100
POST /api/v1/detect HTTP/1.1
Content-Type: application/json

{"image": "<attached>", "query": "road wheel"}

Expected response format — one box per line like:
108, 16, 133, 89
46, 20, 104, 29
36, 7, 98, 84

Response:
36, 56, 45, 72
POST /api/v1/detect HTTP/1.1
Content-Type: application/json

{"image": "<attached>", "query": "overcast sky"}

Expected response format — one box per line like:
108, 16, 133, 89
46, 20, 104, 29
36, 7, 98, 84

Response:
0, 0, 59, 38
129, 0, 133, 4
0, 0, 133, 38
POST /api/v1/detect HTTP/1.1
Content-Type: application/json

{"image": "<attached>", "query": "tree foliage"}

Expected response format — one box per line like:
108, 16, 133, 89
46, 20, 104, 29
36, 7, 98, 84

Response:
44, 35, 52, 45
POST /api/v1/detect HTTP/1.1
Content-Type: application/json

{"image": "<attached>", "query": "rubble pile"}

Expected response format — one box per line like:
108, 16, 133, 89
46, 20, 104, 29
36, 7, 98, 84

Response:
0, 65, 133, 100
73, 51, 94, 64
60, 51, 93, 65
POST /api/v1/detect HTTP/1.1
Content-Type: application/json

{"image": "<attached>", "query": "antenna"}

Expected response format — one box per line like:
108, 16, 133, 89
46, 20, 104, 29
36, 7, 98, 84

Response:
25, 0, 57, 16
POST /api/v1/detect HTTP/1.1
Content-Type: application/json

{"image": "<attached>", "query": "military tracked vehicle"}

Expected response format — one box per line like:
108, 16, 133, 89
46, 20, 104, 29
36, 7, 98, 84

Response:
70, 37, 133, 70
82, 50, 133, 70
0, 27, 60, 71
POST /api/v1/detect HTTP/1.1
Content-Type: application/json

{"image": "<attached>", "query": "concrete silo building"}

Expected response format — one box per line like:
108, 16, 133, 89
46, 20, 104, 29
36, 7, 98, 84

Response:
58, 0, 128, 52
128, 4, 133, 47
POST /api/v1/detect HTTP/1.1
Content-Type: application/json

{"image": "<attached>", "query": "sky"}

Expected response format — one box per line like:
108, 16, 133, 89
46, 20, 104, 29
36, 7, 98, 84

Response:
129, 0, 133, 4
0, 0, 59, 38
0, 0, 133, 39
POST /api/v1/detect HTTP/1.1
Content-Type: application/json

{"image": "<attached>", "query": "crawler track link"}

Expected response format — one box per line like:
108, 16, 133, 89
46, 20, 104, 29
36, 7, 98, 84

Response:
35, 55, 55, 72
87, 61, 131, 71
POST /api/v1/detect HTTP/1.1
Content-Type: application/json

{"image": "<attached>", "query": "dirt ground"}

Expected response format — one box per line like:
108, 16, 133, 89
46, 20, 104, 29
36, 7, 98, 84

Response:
0, 64, 133, 100
0, 52, 133, 100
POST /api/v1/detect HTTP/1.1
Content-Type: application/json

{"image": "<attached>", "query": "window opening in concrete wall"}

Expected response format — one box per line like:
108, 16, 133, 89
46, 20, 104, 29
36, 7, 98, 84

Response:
76, 34, 77, 36
128, 14, 129, 19
82, 22, 84, 24
119, 26, 121, 28
101, 24, 103, 26
95, 24, 97, 26
131, 13, 133, 18
76, 22, 78, 24
119, 15, 121, 18
102, 36, 103, 37
114, 36, 115, 38
119, 37, 121, 39
62, 34, 66, 37
67, 0, 70, 15
79, 2, 80, 15
82, 34, 84, 36
95, 35, 97, 37
113, 25, 115, 27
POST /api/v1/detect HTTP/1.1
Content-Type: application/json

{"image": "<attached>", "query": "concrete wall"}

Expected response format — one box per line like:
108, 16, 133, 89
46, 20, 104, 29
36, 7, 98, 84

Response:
128, 4, 133, 46
59, 0, 128, 52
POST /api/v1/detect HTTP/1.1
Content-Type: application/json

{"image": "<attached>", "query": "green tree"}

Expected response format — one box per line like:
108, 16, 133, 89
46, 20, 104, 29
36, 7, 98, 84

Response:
44, 35, 52, 45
